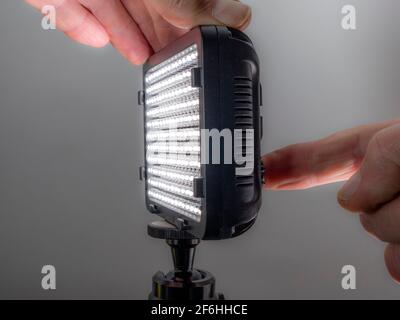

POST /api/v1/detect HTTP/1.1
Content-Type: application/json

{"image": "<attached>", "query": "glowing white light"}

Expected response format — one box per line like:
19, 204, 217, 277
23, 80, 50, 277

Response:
147, 142, 200, 154
146, 114, 200, 129
146, 129, 200, 142
147, 155, 201, 168
146, 83, 196, 106
147, 98, 199, 118
148, 167, 199, 184
148, 177, 193, 197
148, 189, 201, 220
146, 70, 192, 95
145, 45, 198, 85
144, 44, 202, 220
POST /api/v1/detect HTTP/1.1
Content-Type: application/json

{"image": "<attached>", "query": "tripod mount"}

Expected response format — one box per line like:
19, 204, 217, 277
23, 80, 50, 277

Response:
148, 220, 224, 300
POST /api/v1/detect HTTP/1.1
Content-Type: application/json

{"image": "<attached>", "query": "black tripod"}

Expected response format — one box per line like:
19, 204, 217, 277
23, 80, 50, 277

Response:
148, 220, 224, 300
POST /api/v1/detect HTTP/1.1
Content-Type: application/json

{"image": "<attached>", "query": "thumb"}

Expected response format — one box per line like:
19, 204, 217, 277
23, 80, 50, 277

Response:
337, 124, 400, 213
147, 0, 252, 30
385, 244, 400, 283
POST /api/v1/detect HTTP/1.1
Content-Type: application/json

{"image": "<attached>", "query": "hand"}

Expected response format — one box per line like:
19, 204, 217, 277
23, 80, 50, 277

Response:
263, 118, 400, 283
25, 0, 252, 65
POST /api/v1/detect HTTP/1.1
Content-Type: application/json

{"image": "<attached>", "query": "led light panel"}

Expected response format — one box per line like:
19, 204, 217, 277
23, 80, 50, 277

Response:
141, 26, 263, 240
144, 44, 202, 222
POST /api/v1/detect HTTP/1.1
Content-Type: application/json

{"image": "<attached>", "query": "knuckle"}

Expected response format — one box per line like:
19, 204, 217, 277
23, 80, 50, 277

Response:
167, 0, 189, 10
167, 0, 183, 8
371, 128, 400, 166
80, 0, 107, 14
167, 0, 211, 13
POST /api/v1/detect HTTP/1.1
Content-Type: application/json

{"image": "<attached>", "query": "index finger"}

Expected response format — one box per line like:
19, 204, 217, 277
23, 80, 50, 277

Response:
80, 0, 152, 65
263, 119, 400, 190
26, 0, 109, 47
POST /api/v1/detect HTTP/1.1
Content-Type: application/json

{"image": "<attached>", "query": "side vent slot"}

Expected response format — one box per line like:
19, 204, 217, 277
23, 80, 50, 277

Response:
233, 75, 255, 192
233, 76, 253, 129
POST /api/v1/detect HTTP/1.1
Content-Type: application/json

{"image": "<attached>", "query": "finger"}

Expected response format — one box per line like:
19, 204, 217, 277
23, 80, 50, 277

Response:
385, 244, 400, 283
122, 0, 185, 52
147, 0, 252, 30
25, 0, 109, 47
79, 0, 152, 64
338, 124, 400, 213
263, 119, 400, 190
122, 0, 161, 52
359, 197, 400, 243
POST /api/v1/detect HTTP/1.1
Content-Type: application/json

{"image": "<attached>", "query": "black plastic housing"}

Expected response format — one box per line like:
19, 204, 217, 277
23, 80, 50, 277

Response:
142, 26, 262, 240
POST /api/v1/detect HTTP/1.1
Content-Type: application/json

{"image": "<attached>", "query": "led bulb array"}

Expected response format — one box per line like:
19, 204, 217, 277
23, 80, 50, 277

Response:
146, 82, 196, 106
146, 129, 200, 142
146, 113, 200, 130
147, 154, 201, 168
145, 44, 202, 221
146, 96, 199, 118
148, 189, 201, 221
146, 70, 192, 95
148, 167, 199, 185
148, 177, 194, 197
145, 45, 198, 85
147, 142, 201, 154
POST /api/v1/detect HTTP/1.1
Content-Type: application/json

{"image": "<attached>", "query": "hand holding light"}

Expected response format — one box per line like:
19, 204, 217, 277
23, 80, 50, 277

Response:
25, 0, 252, 65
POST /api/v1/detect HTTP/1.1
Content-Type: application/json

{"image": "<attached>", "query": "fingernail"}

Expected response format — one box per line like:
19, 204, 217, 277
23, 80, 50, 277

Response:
213, 0, 252, 29
338, 171, 362, 202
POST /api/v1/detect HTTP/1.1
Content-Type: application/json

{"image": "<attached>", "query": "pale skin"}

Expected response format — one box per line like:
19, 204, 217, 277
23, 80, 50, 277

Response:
25, 0, 252, 65
263, 119, 400, 283
26, 0, 400, 284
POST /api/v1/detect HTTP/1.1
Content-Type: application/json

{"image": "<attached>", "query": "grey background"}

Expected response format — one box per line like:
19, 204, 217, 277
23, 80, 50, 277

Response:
0, 0, 399, 299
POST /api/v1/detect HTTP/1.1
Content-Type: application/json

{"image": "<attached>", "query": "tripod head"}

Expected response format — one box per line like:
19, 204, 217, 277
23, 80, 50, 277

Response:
148, 220, 223, 300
